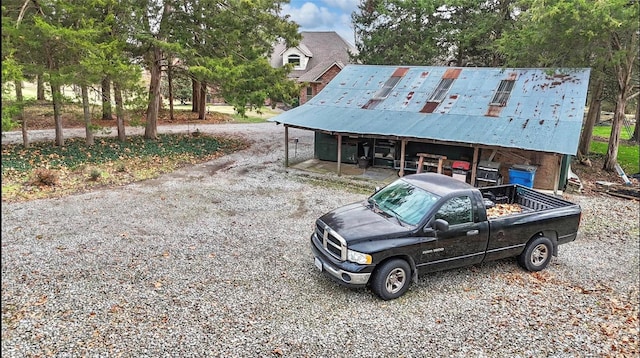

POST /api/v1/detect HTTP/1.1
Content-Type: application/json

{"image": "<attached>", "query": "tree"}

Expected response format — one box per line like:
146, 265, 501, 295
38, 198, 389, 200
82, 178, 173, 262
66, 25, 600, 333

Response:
171, 0, 301, 117
497, 0, 639, 171
101, 76, 112, 120
352, 0, 441, 65
351, 0, 517, 66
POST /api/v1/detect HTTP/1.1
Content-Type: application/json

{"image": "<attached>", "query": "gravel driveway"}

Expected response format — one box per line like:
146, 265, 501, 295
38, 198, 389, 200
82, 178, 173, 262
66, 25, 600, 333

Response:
2, 122, 639, 357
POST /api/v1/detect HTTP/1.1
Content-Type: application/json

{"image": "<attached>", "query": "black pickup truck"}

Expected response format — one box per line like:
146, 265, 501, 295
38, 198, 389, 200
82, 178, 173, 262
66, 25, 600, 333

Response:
311, 173, 581, 300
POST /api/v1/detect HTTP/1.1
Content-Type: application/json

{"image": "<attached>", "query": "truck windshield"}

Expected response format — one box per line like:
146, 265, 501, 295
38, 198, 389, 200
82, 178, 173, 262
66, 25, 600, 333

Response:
368, 179, 440, 226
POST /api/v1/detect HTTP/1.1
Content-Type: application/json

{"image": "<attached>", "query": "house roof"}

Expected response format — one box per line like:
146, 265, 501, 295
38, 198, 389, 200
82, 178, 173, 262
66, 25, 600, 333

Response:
270, 31, 357, 82
269, 65, 591, 155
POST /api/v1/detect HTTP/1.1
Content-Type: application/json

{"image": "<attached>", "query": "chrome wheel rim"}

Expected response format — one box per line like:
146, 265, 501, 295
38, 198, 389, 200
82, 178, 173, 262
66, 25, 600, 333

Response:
531, 244, 549, 266
385, 268, 406, 294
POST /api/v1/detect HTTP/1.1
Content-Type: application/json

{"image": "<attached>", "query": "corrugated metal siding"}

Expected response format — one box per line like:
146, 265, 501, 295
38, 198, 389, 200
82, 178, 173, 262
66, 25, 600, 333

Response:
270, 65, 591, 155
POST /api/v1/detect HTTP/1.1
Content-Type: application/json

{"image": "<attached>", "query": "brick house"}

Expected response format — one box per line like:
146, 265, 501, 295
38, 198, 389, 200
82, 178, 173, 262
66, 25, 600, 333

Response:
270, 31, 357, 105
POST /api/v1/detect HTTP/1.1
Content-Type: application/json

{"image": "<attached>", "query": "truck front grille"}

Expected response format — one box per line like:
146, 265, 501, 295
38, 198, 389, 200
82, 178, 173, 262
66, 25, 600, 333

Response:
316, 220, 347, 261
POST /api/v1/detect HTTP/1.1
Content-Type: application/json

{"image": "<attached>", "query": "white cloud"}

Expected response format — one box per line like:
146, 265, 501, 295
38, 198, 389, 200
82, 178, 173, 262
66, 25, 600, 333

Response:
282, 1, 357, 45
282, 3, 334, 28
321, 0, 359, 12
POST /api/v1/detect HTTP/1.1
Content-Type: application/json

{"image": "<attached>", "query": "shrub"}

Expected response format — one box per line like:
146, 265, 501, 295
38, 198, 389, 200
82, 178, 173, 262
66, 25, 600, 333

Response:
89, 168, 102, 181
116, 163, 127, 172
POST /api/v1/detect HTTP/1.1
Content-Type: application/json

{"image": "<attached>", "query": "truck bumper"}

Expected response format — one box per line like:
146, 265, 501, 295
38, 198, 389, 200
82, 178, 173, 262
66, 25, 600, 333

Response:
310, 234, 371, 288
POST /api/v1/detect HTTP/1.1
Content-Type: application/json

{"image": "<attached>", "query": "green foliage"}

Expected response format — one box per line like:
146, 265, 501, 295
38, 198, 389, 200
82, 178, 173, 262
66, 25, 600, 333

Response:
352, 0, 441, 65
89, 168, 102, 181
1, 134, 227, 172
1, 101, 20, 131
352, 0, 516, 66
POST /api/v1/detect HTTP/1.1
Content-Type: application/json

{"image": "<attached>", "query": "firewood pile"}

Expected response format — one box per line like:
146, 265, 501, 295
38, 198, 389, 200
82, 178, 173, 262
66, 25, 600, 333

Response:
487, 203, 523, 219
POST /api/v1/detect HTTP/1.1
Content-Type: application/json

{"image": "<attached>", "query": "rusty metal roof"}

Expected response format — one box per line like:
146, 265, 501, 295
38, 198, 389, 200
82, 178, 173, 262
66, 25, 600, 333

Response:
269, 65, 591, 155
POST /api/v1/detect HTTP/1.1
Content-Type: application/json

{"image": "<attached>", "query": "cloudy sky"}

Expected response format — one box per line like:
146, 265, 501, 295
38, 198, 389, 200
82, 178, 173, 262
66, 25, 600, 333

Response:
282, 0, 360, 46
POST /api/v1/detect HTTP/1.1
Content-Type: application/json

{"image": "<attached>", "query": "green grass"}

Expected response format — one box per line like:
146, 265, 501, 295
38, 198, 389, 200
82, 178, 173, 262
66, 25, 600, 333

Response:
592, 124, 634, 140
590, 141, 639, 174
589, 124, 638, 174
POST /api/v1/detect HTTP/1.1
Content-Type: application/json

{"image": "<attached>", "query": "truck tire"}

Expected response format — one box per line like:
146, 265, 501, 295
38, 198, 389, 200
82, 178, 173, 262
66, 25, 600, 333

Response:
371, 259, 411, 300
518, 236, 553, 271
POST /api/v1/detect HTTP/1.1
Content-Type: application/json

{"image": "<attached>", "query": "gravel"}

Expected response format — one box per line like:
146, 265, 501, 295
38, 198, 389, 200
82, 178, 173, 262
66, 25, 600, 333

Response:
2, 122, 639, 357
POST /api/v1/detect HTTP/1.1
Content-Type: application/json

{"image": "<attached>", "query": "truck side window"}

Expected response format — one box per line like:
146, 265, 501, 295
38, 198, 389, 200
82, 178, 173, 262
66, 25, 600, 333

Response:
435, 196, 473, 226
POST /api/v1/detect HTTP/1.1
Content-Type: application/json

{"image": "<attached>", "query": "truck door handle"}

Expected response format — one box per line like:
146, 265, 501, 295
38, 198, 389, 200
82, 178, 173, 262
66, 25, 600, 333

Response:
467, 230, 479, 236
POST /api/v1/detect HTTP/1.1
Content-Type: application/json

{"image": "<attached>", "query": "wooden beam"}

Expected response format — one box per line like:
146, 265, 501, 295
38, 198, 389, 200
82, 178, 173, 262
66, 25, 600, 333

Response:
471, 146, 479, 185
399, 140, 406, 177
284, 125, 289, 168
337, 134, 342, 176
553, 154, 560, 195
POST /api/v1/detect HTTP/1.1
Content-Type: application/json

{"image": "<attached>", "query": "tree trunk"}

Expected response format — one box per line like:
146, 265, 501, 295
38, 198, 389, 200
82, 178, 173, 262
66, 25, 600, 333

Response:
603, 95, 625, 171
192, 79, 200, 113
14, 79, 29, 148
631, 99, 639, 142
577, 78, 604, 161
113, 81, 126, 141
198, 82, 207, 120
167, 58, 175, 121
37, 74, 45, 101
51, 83, 64, 146
144, 46, 162, 139
604, 30, 636, 171
102, 76, 112, 120
81, 84, 94, 146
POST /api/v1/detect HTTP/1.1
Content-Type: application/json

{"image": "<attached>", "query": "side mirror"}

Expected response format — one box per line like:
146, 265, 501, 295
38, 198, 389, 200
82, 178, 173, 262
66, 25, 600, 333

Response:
423, 219, 449, 236
375, 186, 381, 193
433, 218, 449, 232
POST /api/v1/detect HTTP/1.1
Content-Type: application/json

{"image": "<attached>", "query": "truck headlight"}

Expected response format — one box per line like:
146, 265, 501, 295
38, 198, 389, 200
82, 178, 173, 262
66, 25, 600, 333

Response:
347, 249, 372, 265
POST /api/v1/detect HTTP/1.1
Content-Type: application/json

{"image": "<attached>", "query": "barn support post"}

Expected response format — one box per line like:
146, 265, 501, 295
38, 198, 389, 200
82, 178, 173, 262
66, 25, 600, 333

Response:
470, 146, 479, 185
399, 140, 407, 177
284, 125, 289, 168
337, 134, 342, 176
553, 154, 561, 195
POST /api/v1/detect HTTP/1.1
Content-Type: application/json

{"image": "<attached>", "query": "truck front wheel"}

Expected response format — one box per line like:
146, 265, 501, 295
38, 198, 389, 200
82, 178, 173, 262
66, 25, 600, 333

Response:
518, 236, 553, 271
371, 259, 411, 300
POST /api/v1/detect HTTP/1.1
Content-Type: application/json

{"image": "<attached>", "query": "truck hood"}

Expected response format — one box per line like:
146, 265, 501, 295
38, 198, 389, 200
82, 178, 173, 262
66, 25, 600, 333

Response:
318, 202, 411, 243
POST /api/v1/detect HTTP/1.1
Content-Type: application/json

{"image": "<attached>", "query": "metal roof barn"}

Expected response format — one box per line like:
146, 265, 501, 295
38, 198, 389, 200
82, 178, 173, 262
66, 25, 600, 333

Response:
269, 65, 591, 156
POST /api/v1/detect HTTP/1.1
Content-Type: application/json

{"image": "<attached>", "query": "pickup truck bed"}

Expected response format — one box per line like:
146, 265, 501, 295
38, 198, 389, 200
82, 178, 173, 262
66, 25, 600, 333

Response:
480, 185, 575, 212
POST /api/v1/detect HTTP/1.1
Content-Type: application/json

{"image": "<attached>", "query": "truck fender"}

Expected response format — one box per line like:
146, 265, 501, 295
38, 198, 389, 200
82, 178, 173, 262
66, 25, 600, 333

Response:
374, 255, 418, 285
532, 231, 559, 256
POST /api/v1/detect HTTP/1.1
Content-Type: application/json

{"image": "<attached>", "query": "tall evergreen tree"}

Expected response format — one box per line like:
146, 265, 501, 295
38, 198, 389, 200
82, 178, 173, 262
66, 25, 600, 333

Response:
497, 0, 639, 171
351, 0, 516, 66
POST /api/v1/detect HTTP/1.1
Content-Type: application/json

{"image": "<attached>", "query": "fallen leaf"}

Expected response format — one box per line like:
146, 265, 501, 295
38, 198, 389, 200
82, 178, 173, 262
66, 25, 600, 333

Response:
271, 348, 283, 356
34, 295, 48, 306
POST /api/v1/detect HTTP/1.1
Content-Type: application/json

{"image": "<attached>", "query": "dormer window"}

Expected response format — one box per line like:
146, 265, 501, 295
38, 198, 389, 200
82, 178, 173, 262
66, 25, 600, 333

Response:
287, 54, 301, 67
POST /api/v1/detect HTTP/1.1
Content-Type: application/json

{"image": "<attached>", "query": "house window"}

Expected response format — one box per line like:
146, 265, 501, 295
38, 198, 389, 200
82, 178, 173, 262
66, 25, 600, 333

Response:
428, 78, 455, 103
287, 54, 301, 66
306, 86, 313, 99
490, 80, 515, 106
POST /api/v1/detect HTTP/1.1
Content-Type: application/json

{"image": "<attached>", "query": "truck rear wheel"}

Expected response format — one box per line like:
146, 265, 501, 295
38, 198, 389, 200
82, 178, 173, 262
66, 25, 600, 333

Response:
371, 259, 411, 300
518, 236, 553, 271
